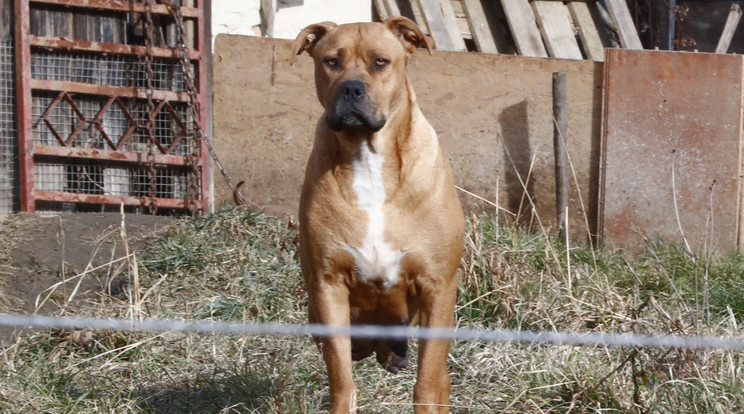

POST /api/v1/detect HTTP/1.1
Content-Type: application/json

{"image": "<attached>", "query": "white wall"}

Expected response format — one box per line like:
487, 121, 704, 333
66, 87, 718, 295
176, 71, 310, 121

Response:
212, 1, 263, 37
212, 0, 373, 41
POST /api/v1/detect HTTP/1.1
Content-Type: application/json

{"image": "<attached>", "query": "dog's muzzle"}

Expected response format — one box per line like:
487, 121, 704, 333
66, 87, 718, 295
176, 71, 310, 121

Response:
326, 80, 386, 132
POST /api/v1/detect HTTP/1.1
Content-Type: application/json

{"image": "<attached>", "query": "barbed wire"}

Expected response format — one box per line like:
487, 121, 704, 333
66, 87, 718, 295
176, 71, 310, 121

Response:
1, 314, 743, 352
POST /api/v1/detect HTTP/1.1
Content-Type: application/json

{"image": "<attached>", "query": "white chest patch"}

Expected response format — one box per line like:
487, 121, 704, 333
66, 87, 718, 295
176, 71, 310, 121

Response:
345, 143, 405, 290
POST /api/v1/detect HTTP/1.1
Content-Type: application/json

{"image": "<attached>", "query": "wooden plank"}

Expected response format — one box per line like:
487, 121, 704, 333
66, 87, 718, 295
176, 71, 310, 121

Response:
450, 0, 472, 40
373, 0, 390, 21
532, 1, 582, 59
439, 0, 467, 51
483, 0, 517, 54
716, 4, 743, 54
415, 0, 457, 51
383, 0, 402, 16
260, 0, 276, 37
604, 0, 642, 49
500, 0, 547, 57
462, 0, 499, 53
390, 0, 427, 34
568, 2, 605, 61
402, 0, 428, 32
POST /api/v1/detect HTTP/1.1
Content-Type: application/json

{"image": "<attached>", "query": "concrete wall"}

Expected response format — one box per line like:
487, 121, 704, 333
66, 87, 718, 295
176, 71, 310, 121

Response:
212, 34, 603, 241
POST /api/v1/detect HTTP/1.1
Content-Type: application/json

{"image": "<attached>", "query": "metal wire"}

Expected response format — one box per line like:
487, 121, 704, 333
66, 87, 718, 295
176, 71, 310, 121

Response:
22, 11, 200, 212
164, 0, 247, 207
33, 161, 195, 198
2, 314, 744, 352
0, 38, 15, 214
31, 93, 195, 155
31, 50, 190, 92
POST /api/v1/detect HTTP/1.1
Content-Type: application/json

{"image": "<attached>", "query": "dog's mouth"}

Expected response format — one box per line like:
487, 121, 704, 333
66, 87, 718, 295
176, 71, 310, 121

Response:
326, 110, 386, 132
325, 80, 386, 132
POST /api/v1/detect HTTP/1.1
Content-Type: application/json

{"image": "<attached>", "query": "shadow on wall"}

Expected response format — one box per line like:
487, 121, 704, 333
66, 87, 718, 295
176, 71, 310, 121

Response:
499, 100, 536, 227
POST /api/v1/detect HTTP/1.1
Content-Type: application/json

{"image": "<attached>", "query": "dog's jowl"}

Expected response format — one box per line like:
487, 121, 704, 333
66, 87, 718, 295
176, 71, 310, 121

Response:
292, 17, 464, 413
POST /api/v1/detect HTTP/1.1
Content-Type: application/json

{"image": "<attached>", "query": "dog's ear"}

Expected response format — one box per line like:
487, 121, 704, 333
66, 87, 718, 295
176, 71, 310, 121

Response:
385, 16, 434, 56
290, 21, 338, 65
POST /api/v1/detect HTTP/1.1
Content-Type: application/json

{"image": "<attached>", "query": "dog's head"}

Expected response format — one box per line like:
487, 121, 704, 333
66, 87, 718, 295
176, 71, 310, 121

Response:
291, 17, 433, 133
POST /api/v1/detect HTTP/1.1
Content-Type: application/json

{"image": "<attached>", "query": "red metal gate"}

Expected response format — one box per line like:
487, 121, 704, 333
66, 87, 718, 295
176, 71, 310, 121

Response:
14, 0, 208, 213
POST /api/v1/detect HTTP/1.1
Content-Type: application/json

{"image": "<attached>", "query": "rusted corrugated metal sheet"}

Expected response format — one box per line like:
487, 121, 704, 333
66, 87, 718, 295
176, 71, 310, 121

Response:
599, 49, 744, 252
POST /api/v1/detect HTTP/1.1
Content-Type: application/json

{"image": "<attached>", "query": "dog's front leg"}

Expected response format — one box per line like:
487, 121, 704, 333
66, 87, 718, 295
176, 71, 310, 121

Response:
310, 283, 357, 413
413, 278, 457, 413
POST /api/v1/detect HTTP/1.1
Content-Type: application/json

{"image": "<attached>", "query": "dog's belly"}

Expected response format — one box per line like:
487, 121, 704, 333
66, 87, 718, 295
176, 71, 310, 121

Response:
348, 282, 411, 324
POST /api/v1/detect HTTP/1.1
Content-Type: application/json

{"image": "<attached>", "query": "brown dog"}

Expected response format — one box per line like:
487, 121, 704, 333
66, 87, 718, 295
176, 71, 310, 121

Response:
292, 17, 464, 413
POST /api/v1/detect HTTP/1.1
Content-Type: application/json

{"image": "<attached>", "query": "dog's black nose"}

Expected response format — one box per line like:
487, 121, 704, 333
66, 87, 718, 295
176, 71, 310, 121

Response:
340, 80, 365, 102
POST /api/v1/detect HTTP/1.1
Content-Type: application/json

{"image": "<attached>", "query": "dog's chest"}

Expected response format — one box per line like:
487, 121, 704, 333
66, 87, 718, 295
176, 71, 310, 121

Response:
344, 144, 406, 290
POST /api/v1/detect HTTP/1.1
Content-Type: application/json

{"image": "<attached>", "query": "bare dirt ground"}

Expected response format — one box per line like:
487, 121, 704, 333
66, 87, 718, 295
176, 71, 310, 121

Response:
0, 212, 175, 342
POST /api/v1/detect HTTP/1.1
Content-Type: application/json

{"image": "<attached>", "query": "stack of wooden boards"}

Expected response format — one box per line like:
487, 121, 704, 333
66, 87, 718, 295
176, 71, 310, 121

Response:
373, 0, 643, 61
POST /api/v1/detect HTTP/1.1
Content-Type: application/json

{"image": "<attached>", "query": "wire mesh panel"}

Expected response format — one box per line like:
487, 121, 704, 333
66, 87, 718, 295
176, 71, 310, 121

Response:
30, 91, 196, 155
0, 38, 14, 214
31, 50, 191, 92
15, 0, 208, 213
34, 161, 196, 198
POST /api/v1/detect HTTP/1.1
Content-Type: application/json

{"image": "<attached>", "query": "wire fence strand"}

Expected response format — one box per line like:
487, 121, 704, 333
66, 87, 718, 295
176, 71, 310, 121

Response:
1, 314, 743, 352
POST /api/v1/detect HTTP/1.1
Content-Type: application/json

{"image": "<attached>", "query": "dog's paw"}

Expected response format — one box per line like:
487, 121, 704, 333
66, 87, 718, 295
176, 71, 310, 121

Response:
376, 339, 409, 374
378, 352, 409, 374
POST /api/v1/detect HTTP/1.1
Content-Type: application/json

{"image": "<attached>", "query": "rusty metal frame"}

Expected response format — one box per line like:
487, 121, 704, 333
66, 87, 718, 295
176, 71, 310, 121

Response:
15, 0, 33, 211
14, 0, 208, 213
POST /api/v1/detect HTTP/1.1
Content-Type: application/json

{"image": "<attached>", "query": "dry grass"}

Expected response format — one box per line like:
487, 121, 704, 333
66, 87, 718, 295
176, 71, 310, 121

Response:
1, 207, 743, 413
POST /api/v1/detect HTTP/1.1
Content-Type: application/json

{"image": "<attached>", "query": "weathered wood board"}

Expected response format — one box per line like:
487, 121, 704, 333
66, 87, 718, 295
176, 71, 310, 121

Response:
415, 0, 458, 51
568, 2, 606, 61
604, 0, 642, 49
462, 0, 498, 53
500, 0, 547, 57
532, 1, 582, 59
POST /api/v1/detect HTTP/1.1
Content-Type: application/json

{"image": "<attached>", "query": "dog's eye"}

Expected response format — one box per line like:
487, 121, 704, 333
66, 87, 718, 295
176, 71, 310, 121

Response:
374, 58, 390, 68
324, 57, 339, 68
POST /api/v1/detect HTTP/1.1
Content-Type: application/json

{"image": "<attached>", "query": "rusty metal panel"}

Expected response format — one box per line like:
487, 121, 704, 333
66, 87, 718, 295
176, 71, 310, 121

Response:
600, 49, 744, 252
34, 190, 202, 210
33, 145, 201, 166
30, 0, 200, 18
31, 79, 191, 102
29, 35, 202, 60
14, 0, 208, 214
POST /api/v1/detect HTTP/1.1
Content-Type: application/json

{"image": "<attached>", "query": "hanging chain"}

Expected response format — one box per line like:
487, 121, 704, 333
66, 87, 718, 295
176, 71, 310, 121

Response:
144, 0, 158, 214
165, 2, 201, 213
162, 0, 249, 208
